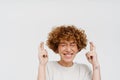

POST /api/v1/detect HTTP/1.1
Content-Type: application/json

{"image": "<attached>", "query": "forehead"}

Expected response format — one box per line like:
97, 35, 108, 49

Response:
59, 39, 76, 43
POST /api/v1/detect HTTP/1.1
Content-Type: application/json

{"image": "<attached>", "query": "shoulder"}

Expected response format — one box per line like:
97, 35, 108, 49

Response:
47, 61, 57, 65
75, 62, 91, 71
46, 61, 57, 67
46, 61, 59, 72
75, 63, 92, 79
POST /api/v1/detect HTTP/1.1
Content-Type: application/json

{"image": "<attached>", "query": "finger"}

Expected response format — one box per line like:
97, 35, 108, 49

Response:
45, 49, 48, 57
90, 56, 93, 60
89, 42, 95, 51
86, 53, 91, 61
86, 52, 90, 59
40, 49, 48, 57
39, 54, 47, 58
43, 54, 48, 58
43, 55, 46, 58
86, 51, 94, 58
40, 42, 44, 50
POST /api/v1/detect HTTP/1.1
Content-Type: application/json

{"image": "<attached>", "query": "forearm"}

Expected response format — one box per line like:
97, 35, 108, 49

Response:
37, 64, 46, 80
92, 64, 101, 80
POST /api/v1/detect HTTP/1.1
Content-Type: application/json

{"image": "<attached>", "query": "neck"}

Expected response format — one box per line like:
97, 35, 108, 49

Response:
58, 60, 73, 67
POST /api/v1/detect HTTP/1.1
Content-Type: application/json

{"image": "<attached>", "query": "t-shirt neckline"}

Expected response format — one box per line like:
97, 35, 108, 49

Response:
55, 61, 76, 71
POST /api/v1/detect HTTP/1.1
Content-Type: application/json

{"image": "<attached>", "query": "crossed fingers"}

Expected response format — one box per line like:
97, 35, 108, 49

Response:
39, 42, 48, 58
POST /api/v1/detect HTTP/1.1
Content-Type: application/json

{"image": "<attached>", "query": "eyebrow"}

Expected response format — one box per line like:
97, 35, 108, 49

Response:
59, 42, 66, 44
71, 42, 76, 44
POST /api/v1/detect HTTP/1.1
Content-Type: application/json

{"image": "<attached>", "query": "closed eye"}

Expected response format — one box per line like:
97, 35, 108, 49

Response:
70, 42, 76, 46
59, 43, 66, 47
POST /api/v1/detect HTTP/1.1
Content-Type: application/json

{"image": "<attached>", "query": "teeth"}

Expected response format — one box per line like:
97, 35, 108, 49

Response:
66, 54, 72, 57
64, 53, 73, 55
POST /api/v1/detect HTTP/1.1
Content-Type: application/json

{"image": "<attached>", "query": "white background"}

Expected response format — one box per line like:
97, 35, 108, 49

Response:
0, 0, 120, 80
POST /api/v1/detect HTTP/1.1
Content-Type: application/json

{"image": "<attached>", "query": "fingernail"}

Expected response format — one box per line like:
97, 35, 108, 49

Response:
90, 56, 93, 59
43, 55, 46, 58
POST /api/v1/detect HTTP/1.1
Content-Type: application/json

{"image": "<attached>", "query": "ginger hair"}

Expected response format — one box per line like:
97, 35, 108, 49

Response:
46, 25, 87, 53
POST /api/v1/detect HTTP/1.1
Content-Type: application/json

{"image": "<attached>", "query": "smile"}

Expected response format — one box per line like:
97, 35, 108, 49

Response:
63, 53, 73, 58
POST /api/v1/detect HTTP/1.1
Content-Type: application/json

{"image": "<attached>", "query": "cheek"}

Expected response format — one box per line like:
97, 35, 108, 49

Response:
58, 46, 66, 51
73, 47, 79, 52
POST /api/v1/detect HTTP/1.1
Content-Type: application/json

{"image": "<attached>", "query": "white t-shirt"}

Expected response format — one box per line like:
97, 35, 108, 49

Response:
46, 61, 92, 80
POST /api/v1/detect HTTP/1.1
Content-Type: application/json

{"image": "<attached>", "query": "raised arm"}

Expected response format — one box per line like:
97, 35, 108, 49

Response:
86, 42, 101, 80
37, 42, 48, 80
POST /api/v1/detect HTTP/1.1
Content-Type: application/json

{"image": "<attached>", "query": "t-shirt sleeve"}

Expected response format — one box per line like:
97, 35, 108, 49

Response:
83, 64, 92, 80
84, 70, 92, 80
46, 63, 50, 80
46, 61, 54, 80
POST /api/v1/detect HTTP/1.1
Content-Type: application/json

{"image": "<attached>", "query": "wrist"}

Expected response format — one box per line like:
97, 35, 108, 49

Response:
39, 63, 47, 67
93, 63, 100, 70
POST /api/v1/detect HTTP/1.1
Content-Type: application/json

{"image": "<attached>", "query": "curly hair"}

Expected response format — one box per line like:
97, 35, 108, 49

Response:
46, 25, 87, 53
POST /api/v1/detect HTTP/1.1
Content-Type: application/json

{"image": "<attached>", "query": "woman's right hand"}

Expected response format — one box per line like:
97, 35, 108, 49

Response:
38, 42, 48, 65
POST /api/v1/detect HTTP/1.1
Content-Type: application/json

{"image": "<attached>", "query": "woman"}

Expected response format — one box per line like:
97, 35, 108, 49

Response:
37, 25, 101, 80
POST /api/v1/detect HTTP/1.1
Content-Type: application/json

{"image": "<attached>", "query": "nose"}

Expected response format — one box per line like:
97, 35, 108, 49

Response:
66, 45, 72, 52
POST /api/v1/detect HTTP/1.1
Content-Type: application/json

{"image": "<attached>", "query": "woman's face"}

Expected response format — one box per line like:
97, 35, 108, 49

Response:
58, 40, 79, 63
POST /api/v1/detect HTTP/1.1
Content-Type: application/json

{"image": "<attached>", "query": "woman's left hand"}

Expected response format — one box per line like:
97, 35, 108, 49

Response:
86, 42, 99, 67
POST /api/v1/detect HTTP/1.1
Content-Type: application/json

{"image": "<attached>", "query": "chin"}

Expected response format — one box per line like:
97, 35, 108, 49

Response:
64, 59, 73, 63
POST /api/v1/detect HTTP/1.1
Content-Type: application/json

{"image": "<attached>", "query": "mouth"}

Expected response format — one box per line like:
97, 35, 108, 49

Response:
63, 53, 74, 58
